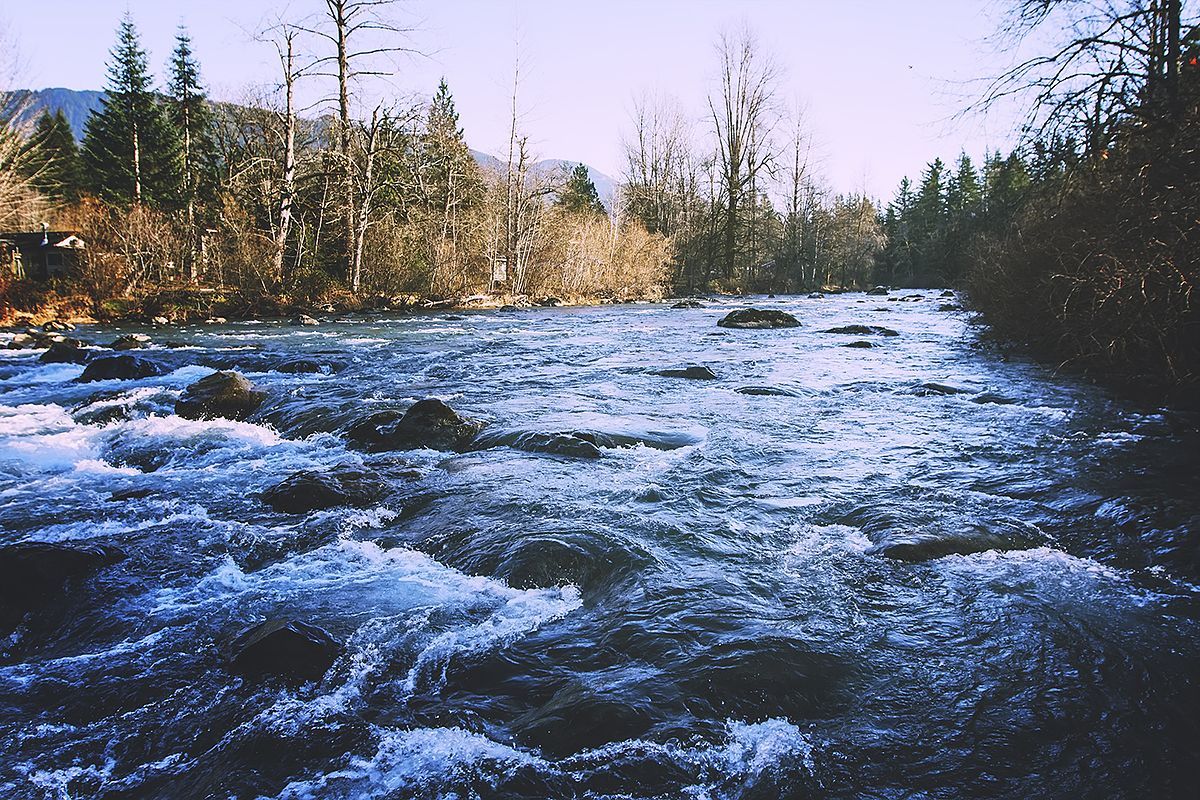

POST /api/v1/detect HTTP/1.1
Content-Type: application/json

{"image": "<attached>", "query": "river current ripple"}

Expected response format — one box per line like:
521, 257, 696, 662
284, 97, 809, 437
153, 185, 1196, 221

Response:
0, 292, 1197, 799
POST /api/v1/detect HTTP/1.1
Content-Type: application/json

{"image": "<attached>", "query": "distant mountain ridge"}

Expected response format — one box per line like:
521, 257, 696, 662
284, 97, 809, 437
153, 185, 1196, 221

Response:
3, 87, 617, 210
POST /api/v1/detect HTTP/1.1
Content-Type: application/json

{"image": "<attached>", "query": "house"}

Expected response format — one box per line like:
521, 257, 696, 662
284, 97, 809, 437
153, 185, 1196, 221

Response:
0, 225, 86, 280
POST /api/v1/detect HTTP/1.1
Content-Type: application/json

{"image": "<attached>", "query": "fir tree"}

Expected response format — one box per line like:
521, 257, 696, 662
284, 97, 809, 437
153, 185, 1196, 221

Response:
166, 26, 219, 277
556, 163, 607, 216
419, 79, 483, 217
82, 13, 183, 208
25, 110, 82, 200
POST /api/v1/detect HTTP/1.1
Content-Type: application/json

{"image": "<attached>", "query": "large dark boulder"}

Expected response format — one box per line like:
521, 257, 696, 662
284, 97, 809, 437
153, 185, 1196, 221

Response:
176, 371, 267, 421
823, 325, 899, 336
653, 365, 717, 380
0, 542, 124, 612
716, 308, 801, 329
346, 398, 484, 452
76, 354, 168, 382
229, 619, 341, 682
262, 468, 387, 514
866, 286, 889, 296
41, 340, 91, 364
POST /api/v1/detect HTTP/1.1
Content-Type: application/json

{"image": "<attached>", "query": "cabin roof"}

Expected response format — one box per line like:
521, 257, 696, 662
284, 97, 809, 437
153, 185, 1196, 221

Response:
0, 231, 86, 250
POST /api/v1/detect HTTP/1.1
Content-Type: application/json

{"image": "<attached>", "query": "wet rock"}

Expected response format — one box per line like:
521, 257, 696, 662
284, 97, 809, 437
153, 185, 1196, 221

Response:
653, 365, 717, 380
842, 340, 875, 349
273, 357, 334, 374
823, 324, 899, 336
40, 340, 91, 364
6, 333, 38, 349
205, 316, 228, 324
940, 289, 955, 298
346, 398, 484, 452
970, 391, 1018, 405
262, 468, 387, 514
539, 296, 563, 307
938, 303, 962, 312
76, 354, 168, 382
110, 333, 152, 350
867, 286, 889, 295
176, 371, 267, 421
42, 320, 75, 332
292, 314, 320, 326
0, 542, 124, 612
229, 619, 342, 682
109, 488, 155, 502
670, 299, 704, 309
866, 523, 1045, 562
315, 303, 336, 313
807, 292, 824, 299
716, 308, 801, 329
499, 305, 519, 312
151, 316, 169, 326
735, 386, 803, 396
909, 381, 972, 396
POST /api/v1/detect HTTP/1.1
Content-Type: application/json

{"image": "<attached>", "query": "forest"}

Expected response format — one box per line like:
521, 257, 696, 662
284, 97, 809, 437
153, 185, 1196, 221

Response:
1, 0, 1198, 388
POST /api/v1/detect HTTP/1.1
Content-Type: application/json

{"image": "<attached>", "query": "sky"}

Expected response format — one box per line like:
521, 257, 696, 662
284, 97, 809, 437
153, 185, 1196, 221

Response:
1, 0, 1024, 200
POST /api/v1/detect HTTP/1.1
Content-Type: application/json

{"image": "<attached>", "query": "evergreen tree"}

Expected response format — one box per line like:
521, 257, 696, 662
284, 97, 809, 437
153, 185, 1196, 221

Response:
557, 163, 607, 216
25, 110, 82, 200
82, 13, 183, 208
418, 79, 483, 217
166, 26, 219, 278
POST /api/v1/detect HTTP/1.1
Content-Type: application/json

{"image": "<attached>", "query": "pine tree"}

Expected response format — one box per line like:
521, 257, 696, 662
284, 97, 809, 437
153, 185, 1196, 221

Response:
81, 13, 183, 208
166, 26, 219, 278
25, 110, 82, 200
556, 164, 607, 216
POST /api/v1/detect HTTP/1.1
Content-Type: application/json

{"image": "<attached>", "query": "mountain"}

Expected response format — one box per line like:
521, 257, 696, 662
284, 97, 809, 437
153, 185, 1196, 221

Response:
4, 87, 618, 210
2, 88, 106, 139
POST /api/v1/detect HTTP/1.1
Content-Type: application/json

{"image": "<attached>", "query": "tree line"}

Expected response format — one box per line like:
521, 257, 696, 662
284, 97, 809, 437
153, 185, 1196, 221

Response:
3, 4, 670, 314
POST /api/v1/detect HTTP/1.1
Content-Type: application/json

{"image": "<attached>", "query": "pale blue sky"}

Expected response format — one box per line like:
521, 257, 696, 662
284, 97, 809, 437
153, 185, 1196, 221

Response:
3, 0, 1019, 199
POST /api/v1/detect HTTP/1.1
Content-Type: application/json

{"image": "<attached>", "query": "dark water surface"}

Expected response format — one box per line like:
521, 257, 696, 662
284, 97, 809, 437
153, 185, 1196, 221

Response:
1, 293, 1198, 799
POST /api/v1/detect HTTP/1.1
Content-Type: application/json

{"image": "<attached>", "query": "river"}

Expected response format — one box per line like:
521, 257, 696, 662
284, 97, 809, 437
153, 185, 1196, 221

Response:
1, 292, 1197, 799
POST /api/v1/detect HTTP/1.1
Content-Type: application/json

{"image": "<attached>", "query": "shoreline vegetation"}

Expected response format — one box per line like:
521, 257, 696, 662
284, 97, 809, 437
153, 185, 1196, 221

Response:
1, 3, 1197, 399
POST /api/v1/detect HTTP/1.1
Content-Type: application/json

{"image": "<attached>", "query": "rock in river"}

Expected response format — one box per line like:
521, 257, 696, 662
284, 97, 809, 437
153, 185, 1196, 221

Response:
654, 365, 718, 380
76, 354, 168, 382
229, 619, 342, 682
823, 324, 899, 336
262, 468, 387, 514
0, 541, 124, 616
40, 340, 91, 364
347, 398, 484, 452
176, 371, 267, 421
842, 340, 874, 349
716, 308, 801, 329
671, 299, 704, 309
866, 522, 1045, 562
110, 333, 152, 350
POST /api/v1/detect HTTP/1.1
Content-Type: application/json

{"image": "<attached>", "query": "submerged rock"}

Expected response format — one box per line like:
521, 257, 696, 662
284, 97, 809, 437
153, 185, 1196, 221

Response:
176, 371, 267, 421
76, 354, 168, 382
823, 324, 899, 336
110, 333, 152, 350
842, 340, 874, 349
347, 398, 484, 452
909, 381, 972, 396
262, 468, 387, 514
229, 619, 342, 682
716, 308, 801, 329
938, 303, 962, 312
109, 488, 155, 502
0, 542, 124, 613
866, 522, 1045, 562
40, 340, 91, 364
735, 386, 803, 396
654, 365, 718, 380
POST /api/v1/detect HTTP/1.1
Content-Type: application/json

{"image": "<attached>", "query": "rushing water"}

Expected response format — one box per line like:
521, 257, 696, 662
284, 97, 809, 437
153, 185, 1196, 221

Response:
1, 292, 1198, 800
